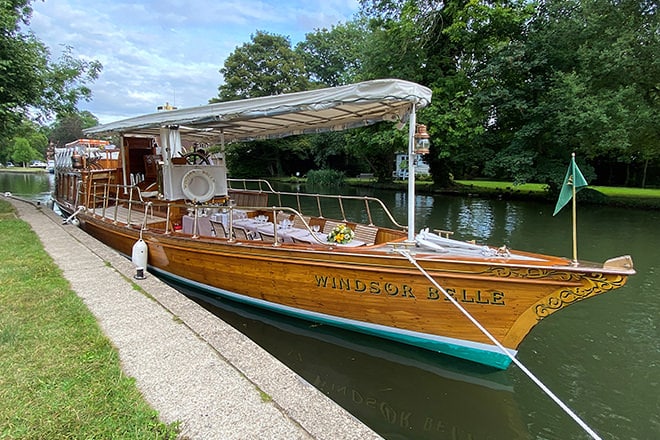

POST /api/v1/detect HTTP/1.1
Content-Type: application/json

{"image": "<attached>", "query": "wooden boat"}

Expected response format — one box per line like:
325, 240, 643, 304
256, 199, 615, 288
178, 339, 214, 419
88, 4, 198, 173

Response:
52, 79, 634, 369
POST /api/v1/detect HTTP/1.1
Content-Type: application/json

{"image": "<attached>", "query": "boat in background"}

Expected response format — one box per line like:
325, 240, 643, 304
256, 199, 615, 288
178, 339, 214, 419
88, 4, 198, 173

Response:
52, 79, 634, 369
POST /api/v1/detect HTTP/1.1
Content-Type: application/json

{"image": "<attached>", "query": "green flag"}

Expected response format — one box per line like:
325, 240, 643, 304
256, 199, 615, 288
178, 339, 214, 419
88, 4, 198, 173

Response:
553, 156, 588, 216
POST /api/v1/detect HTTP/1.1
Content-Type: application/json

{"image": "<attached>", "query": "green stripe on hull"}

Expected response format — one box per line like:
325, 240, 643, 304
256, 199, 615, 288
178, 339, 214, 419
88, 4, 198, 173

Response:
153, 267, 515, 370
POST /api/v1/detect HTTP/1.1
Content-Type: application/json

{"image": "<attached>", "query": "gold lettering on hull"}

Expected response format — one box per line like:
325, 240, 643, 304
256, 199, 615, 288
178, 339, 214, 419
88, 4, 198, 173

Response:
313, 275, 506, 305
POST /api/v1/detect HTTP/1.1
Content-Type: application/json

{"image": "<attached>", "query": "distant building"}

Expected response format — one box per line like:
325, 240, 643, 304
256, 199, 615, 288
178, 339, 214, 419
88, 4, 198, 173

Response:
393, 153, 430, 179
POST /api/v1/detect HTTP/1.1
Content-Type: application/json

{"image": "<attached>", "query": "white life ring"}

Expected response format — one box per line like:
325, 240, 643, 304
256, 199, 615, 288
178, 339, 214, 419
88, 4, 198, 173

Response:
181, 168, 216, 202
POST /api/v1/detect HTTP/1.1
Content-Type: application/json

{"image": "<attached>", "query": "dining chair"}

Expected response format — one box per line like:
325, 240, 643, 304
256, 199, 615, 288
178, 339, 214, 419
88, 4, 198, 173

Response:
259, 231, 276, 243
354, 224, 378, 245
276, 211, 292, 224
292, 215, 311, 230
233, 226, 253, 240
322, 220, 342, 234
209, 220, 227, 238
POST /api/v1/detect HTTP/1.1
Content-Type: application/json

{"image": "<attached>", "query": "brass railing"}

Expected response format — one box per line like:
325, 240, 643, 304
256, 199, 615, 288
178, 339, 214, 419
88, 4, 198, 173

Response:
83, 178, 407, 246
228, 178, 406, 230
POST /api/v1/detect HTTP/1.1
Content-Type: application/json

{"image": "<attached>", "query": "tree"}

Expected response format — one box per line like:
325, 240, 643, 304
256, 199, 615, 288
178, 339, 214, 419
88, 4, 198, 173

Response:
213, 31, 310, 102
49, 111, 99, 146
295, 20, 367, 87
0, 1, 102, 145
457, 0, 659, 188
444, 0, 539, 183
345, 124, 408, 181
358, 0, 485, 185
10, 137, 38, 166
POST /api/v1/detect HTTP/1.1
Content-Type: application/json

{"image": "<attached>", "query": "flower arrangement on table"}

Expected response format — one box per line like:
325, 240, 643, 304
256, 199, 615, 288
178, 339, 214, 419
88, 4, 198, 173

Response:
327, 223, 354, 244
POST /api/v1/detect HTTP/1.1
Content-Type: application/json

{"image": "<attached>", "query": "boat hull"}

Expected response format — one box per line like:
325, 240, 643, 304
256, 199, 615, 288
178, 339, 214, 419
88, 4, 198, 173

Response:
70, 211, 629, 369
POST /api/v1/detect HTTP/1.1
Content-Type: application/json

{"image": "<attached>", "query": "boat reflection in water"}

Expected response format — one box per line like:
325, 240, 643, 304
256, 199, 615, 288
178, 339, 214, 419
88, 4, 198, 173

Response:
171, 281, 527, 440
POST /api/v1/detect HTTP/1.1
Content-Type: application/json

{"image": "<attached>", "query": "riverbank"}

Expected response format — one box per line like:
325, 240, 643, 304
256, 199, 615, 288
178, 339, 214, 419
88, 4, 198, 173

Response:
0, 196, 381, 440
343, 178, 660, 210
0, 167, 48, 174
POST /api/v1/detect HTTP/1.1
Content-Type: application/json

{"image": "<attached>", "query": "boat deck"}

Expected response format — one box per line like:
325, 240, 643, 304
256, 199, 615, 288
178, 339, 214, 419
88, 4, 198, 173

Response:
92, 205, 167, 227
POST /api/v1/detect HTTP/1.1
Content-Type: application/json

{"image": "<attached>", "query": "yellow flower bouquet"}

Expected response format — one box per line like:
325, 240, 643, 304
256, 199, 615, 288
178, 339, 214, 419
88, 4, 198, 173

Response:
327, 223, 354, 244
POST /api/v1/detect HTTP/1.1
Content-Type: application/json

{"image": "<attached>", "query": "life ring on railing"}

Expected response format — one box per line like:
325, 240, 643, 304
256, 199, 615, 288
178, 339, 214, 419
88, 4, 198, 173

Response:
181, 168, 216, 202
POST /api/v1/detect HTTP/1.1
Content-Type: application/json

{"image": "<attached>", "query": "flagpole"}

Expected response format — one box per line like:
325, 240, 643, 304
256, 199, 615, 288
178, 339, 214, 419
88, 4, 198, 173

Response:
553, 152, 587, 263
571, 152, 578, 266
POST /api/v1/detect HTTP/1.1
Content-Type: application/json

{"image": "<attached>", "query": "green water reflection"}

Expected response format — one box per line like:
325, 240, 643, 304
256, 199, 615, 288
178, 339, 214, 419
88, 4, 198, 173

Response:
0, 171, 53, 203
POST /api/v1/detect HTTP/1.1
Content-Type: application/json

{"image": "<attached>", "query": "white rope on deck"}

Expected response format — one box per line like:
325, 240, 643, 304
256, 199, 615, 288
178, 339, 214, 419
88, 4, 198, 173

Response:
398, 249, 603, 440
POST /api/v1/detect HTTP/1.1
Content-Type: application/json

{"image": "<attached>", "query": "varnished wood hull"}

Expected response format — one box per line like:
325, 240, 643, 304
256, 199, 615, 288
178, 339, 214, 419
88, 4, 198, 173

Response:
69, 210, 631, 369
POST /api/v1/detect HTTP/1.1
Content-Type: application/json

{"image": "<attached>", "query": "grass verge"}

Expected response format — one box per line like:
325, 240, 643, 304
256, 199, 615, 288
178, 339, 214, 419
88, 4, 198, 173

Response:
0, 200, 179, 439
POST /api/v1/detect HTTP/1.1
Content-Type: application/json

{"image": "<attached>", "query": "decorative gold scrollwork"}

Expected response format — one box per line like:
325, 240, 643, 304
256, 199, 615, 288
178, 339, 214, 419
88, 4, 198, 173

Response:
534, 273, 627, 318
485, 266, 582, 282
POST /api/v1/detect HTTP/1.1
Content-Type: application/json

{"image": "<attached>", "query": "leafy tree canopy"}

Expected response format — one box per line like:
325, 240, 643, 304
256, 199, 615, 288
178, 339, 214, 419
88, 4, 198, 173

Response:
213, 31, 310, 102
213, 0, 658, 187
451, 0, 659, 188
0, 0, 102, 146
10, 136, 39, 166
49, 111, 99, 146
295, 20, 367, 87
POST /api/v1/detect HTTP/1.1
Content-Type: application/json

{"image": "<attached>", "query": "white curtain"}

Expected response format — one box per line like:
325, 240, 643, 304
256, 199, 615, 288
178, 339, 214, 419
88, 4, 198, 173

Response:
159, 127, 183, 164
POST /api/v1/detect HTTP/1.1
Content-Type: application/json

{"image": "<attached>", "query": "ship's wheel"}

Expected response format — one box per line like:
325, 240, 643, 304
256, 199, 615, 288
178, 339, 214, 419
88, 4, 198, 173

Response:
180, 150, 211, 165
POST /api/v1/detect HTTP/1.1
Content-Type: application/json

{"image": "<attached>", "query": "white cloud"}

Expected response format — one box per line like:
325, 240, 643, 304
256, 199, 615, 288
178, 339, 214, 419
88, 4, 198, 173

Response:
28, 0, 359, 124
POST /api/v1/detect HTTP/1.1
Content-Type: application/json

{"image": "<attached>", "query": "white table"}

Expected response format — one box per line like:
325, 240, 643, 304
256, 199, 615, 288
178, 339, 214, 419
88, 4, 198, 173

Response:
182, 215, 214, 237
233, 218, 365, 246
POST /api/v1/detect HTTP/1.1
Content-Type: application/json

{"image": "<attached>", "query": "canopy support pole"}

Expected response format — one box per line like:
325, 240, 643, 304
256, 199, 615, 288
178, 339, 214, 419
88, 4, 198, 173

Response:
572, 152, 579, 265
407, 105, 417, 242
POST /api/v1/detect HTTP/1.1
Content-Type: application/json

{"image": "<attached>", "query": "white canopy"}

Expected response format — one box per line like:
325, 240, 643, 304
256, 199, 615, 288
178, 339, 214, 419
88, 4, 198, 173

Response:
84, 79, 432, 143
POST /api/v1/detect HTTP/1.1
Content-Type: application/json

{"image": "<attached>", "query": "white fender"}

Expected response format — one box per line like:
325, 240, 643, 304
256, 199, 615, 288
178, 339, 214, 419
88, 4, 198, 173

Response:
131, 239, 148, 269
181, 168, 216, 202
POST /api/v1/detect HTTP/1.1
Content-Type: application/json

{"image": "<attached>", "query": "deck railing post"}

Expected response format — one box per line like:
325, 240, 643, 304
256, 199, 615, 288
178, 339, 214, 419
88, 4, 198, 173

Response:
91, 181, 98, 216
364, 197, 374, 226
338, 197, 347, 222
126, 188, 134, 227
271, 206, 281, 246
113, 185, 120, 224
316, 195, 323, 218
227, 206, 235, 242
101, 183, 108, 218
165, 203, 172, 234
192, 206, 199, 238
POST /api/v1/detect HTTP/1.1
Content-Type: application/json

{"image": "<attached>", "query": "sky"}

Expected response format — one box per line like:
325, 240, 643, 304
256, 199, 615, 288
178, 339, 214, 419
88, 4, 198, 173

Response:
28, 0, 360, 124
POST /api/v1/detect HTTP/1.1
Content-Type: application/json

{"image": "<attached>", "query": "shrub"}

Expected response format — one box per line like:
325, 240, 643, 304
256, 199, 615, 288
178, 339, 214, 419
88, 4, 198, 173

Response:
306, 169, 345, 186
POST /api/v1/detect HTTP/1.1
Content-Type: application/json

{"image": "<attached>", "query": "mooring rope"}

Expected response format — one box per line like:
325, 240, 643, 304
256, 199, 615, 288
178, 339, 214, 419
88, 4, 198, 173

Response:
398, 249, 602, 440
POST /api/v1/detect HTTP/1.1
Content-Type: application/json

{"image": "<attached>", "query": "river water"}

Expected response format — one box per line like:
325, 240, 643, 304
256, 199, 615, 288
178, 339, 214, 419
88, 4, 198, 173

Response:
3, 173, 657, 439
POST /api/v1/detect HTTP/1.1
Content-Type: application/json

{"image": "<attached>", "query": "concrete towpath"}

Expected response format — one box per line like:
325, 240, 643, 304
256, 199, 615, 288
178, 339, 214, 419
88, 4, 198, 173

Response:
7, 196, 382, 440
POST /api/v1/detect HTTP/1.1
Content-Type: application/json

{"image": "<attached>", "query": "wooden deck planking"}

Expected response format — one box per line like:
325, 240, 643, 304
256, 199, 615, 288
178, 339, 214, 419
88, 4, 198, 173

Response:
94, 205, 167, 226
